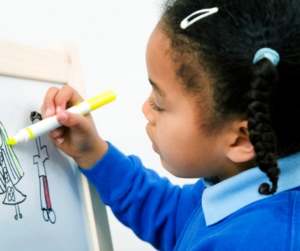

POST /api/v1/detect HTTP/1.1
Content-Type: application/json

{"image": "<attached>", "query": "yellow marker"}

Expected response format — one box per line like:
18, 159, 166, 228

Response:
8, 90, 116, 145
87, 91, 116, 111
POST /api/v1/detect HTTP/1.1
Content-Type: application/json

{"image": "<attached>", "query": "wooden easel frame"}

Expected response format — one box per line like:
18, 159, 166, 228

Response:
0, 38, 113, 251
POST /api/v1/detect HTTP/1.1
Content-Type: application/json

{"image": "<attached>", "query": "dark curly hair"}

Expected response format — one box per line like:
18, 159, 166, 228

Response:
160, 0, 300, 195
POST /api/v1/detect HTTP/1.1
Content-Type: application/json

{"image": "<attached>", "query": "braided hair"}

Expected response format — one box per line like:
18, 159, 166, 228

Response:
160, 0, 300, 195
247, 59, 280, 194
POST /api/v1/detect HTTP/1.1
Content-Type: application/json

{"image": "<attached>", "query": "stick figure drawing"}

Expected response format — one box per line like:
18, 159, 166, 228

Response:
30, 112, 56, 224
0, 122, 26, 220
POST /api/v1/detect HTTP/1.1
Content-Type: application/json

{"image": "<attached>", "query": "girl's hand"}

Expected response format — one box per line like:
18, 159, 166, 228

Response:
41, 85, 108, 169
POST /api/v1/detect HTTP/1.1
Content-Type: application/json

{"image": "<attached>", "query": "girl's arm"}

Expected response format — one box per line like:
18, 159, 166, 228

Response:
80, 142, 204, 251
41, 86, 204, 250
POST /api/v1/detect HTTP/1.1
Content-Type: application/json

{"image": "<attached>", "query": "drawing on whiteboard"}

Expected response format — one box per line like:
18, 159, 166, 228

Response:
30, 112, 56, 224
0, 122, 26, 220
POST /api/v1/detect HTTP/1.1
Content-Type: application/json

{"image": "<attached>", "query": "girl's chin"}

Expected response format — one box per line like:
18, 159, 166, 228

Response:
160, 159, 183, 177
160, 158, 199, 178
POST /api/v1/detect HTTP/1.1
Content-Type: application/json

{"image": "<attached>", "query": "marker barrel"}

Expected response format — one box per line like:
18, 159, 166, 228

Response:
14, 101, 91, 144
9, 90, 116, 145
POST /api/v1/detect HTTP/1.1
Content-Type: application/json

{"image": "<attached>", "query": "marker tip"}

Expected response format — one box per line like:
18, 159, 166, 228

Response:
8, 138, 16, 145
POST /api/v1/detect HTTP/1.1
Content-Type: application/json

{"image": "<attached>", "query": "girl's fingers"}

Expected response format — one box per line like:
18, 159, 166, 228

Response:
55, 136, 65, 145
41, 105, 46, 119
43, 87, 60, 118
49, 127, 66, 145
50, 127, 65, 138
42, 85, 84, 120
54, 85, 84, 113
56, 110, 91, 133
48, 133, 65, 146
42, 85, 87, 146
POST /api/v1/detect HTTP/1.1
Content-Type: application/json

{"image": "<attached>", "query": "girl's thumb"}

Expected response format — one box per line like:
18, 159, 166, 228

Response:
56, 110, 89, 133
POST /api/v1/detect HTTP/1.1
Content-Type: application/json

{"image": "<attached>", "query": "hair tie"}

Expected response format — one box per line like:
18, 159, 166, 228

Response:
253, 48, 280, 66
180, 7, 219, 29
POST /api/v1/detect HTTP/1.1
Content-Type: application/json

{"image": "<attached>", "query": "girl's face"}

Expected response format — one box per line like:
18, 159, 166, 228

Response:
142, 26, 230, 179
143, 27, 224, 178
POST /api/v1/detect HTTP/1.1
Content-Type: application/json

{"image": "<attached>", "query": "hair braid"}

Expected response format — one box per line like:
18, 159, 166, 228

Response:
246, 58, 280, 195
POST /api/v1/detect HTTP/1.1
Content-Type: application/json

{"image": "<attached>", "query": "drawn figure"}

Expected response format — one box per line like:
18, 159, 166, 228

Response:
30, 112, 56, 224
0, 122, 26, 220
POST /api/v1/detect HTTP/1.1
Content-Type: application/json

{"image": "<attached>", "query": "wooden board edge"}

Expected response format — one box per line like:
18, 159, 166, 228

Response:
0, 38, 68, 84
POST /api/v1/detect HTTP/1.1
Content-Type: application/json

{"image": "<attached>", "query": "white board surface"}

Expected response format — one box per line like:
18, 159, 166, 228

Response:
0, 75, 93, 251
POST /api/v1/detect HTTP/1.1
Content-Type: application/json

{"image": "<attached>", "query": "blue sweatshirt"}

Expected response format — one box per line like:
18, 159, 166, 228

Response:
80, 142, 300, 251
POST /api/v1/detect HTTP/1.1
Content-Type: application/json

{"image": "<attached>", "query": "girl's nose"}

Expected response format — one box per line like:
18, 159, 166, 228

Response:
142, 97, 156, 126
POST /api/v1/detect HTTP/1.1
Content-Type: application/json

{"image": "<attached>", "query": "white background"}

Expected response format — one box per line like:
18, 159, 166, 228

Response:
0, 1, 198, 250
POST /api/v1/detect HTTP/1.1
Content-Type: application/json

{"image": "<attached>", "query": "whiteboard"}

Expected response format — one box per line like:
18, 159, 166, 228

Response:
0, 75, 93, 251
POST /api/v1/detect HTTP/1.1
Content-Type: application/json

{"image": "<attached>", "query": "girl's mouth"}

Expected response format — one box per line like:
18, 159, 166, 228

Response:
146, 123, 160, 154
152, 143, 159, 154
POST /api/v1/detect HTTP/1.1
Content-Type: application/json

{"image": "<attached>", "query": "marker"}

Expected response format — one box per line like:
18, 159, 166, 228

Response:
7, 90, 116, 145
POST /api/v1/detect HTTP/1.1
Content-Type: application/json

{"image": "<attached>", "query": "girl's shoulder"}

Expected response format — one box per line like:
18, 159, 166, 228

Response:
225, 186, 300, 249
196, 187, 300, 250
232, 185, 300, 221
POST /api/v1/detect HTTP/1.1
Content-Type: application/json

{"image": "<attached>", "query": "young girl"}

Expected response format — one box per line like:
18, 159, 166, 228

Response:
41, 0, 300, 250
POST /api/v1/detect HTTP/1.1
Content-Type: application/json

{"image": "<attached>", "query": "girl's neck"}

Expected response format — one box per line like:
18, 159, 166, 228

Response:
217, 159, 256, 182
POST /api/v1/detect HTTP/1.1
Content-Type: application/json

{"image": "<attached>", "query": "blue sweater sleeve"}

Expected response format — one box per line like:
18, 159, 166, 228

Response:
79, 142, 204, 250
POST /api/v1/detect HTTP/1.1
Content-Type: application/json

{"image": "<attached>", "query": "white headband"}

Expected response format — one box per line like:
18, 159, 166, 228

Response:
180, 7, 219, 29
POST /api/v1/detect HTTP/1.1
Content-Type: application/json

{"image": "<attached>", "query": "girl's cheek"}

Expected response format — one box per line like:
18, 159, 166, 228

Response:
157, 126, 174, 154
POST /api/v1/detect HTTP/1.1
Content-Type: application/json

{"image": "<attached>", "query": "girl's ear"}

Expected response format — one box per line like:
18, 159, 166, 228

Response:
226, 120, 255, 163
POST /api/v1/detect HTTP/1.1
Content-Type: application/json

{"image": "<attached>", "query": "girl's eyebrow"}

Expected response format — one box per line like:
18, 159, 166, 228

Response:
149, 79, 166, 99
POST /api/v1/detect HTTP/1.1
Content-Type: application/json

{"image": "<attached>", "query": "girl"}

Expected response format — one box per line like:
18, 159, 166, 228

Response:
41, 0, 300, 250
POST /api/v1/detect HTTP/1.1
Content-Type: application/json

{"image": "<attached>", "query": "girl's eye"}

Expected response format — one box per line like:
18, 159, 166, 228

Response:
149, 98, 163, 112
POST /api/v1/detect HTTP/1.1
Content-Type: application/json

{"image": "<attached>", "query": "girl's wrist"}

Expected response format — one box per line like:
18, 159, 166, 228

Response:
74, 138, 109, 170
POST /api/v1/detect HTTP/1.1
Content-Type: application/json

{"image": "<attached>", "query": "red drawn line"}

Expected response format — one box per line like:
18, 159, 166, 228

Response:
43, 177, 51, 209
